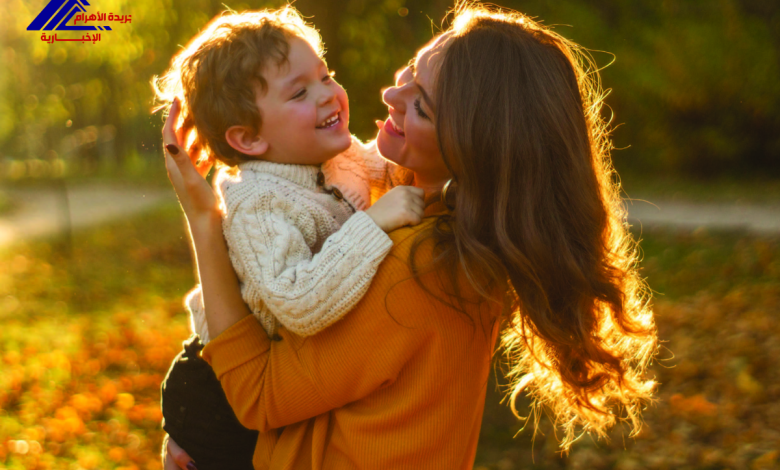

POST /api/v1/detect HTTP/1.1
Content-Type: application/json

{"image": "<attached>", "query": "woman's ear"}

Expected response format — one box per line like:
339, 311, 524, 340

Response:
225, 125, 269, 156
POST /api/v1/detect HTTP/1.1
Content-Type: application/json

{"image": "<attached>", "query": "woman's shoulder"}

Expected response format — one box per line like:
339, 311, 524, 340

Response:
379, 216, 458, 295
385, 216, 440, 260
381, 215, 498, 311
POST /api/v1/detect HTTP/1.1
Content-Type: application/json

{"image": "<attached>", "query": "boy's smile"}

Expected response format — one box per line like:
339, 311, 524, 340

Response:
245, 36, 351, 165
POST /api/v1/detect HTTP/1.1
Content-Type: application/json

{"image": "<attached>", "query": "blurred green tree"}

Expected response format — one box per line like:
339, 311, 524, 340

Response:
520, 0, 780, 176
0, 0, 777, 179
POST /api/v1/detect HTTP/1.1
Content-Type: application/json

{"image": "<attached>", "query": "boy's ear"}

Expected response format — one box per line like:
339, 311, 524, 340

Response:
225, 125, 269, 156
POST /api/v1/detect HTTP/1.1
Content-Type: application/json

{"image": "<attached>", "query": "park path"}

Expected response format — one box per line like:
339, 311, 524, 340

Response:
0, 185, 778, 248
0, 184, 177, 248
624, 198, 780, 235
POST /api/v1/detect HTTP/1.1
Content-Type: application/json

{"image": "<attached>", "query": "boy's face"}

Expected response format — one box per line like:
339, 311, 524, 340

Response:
254, 37, 351, 165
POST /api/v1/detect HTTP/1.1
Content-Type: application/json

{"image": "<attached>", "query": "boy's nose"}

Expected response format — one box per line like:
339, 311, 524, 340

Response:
317, 87, 336, 107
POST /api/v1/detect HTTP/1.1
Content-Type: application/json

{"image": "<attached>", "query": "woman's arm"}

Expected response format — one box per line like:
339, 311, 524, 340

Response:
162, 98, 251, 339
201, 246, 430, 432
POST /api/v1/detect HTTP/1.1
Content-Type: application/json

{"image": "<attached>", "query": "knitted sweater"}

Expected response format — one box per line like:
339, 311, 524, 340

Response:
187, 138, 412, 343
202, 209, 502, 469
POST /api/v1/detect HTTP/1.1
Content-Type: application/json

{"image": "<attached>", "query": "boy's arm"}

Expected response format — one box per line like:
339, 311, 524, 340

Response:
225, 184, 393, 337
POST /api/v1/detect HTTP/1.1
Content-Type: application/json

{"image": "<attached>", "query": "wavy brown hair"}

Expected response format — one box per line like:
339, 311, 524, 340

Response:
412, 2, 657, 450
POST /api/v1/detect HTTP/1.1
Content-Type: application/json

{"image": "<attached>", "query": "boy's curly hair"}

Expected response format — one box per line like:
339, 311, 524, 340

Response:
153, 7, 322, 167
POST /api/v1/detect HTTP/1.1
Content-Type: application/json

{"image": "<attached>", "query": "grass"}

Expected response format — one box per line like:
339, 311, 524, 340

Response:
0, 205, 779, 469
0, 204, 194, 470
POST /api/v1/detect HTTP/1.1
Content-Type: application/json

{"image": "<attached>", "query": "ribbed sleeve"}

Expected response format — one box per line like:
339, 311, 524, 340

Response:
223, 181, 392, 337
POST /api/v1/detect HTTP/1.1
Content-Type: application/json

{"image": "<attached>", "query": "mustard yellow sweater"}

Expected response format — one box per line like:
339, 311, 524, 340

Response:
202, 212, 501, 469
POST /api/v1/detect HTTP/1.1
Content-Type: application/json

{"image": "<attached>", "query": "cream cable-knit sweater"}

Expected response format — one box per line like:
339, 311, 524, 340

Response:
187, 138, 413, 343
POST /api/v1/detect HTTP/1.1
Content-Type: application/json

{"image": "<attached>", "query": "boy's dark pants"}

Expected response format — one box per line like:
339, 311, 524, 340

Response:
161, 335, 258, 469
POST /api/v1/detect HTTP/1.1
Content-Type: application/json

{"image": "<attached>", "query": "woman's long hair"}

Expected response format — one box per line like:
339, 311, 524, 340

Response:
414, 2, 657, 450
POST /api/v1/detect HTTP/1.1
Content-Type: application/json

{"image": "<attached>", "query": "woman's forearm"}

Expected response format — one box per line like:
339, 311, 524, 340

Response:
160, 99, 250, 340
188, 212, 251, 340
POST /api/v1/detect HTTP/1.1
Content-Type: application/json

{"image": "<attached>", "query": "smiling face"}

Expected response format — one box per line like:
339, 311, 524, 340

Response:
252, 37, 351, 165
377, 33, 453, 189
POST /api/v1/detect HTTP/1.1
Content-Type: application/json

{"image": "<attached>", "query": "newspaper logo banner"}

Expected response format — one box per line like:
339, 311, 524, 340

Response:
27, 0, 113, 31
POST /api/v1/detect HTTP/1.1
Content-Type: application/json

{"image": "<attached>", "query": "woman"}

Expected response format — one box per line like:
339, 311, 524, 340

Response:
162, 4, 657, 469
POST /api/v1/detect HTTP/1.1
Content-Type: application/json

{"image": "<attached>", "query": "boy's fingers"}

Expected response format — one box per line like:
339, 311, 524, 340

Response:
410, 186, 425, 197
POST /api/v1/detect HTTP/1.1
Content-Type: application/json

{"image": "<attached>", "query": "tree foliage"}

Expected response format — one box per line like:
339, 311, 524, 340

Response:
0, 0, 778, 178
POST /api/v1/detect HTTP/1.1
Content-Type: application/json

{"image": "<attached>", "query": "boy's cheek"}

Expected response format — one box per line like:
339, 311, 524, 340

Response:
286, 104, 318, 128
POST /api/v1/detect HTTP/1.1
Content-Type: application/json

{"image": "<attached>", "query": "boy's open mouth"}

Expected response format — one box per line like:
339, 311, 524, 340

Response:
316, 112, 341, 129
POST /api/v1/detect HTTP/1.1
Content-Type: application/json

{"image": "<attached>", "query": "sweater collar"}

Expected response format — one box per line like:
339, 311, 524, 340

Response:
237, 159, 320, 190
423, 199, 448, 218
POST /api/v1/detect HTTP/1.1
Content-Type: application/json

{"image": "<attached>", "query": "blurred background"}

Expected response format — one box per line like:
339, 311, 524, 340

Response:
0, 0, 778, 469
2, 0, 780, 182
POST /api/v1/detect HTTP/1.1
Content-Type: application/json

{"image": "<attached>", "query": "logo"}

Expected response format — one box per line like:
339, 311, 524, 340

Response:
28, 0, 132, 44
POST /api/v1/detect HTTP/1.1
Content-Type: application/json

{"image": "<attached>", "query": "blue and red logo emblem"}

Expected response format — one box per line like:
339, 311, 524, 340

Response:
28, 0, 111, 31
28, 0, 132, 43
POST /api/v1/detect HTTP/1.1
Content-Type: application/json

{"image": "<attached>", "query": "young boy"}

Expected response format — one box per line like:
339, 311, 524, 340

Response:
156, 7, 421, 342
154, 7, 422, 468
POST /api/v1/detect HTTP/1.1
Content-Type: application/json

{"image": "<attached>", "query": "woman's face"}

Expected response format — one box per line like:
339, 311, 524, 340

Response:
377, 33, 453, 188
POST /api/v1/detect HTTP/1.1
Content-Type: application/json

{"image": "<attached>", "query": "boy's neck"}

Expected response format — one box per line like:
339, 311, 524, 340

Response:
256, 146, 336, 167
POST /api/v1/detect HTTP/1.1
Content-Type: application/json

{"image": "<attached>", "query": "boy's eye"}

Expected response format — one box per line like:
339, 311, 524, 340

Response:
292, 88, 306, 100
322, 71, 335, 83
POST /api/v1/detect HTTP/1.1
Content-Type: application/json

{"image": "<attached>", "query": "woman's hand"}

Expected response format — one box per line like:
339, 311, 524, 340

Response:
162, 434, 198, 470
162, 98, 220, 226
162, 97, 252, 340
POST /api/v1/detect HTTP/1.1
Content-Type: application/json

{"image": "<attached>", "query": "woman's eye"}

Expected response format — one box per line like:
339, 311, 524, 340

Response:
292, 88, 306, 100
414, 98, 430, 120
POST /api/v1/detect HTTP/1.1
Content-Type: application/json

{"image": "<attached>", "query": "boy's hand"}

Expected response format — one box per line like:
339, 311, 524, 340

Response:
365, 186, 425, 232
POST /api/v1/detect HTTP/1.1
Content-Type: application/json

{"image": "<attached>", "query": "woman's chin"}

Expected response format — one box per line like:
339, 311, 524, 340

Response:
376, 129, 404, 166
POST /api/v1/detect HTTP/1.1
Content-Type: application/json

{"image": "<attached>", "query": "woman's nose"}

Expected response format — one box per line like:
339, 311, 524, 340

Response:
382, 85, 403, 111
